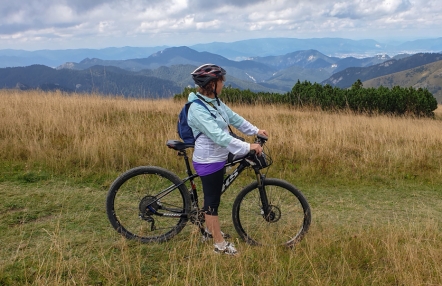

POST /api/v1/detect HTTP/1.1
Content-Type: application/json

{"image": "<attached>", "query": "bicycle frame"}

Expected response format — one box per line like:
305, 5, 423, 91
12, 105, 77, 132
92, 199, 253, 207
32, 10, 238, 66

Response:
156, 140, 270, 221
178, 147, 263, 197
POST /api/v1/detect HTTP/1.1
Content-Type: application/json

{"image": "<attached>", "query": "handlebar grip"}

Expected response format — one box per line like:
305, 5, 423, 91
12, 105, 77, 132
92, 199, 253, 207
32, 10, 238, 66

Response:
257, 134, 268, 141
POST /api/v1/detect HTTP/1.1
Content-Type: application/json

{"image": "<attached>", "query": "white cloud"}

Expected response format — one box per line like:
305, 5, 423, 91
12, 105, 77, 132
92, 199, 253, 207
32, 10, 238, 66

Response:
0, 0, 441, 49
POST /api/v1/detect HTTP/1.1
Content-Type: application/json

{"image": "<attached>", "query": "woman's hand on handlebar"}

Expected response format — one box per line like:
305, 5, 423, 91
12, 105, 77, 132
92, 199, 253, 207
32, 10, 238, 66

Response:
258, 129, 268, 137
250, 143, 263, 156
250, 129, 267, 155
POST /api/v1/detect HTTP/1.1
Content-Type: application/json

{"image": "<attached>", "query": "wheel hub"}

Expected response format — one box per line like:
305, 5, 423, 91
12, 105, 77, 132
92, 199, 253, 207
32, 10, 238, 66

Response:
263, 205, 281, 223
139, 196, 159, 219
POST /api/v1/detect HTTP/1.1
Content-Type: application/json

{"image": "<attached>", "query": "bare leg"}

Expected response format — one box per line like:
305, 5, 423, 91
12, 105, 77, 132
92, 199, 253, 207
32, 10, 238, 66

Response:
205, 214, 223, 243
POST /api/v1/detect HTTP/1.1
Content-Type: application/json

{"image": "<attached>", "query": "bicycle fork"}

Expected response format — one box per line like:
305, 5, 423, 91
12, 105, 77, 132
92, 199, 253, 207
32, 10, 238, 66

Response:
255, 172, 275, 222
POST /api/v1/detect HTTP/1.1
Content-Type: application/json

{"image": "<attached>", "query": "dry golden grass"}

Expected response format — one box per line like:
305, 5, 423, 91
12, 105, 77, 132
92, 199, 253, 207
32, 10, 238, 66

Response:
1, 89, 177, 172
1, 89, 441, 184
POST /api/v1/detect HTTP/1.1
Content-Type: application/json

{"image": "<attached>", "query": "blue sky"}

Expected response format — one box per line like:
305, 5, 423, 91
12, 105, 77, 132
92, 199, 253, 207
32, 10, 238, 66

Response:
1, 0, 441, 50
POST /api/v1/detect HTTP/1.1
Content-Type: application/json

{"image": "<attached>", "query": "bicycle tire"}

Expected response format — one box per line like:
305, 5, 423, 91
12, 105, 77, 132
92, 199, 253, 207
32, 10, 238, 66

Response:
106, 166, 191, 243
232, 178, 311, 247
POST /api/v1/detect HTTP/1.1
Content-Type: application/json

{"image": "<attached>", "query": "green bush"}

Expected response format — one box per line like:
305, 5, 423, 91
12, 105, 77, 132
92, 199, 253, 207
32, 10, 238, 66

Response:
174, 80, 438, 117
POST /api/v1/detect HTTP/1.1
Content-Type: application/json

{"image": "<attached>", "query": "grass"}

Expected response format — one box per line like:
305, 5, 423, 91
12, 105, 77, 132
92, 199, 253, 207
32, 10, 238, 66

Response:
2, 180, 442, 285
1, 90, 442, 285
1, 89, 441, 185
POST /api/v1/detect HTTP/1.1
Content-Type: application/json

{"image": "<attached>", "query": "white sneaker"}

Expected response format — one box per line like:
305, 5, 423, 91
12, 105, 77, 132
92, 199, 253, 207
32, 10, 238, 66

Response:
201, 228, 230, 242
214, 241, 238, 255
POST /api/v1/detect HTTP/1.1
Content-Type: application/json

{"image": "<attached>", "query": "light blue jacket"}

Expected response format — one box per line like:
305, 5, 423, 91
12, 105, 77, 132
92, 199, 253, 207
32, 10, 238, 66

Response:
187, 92, 259, 164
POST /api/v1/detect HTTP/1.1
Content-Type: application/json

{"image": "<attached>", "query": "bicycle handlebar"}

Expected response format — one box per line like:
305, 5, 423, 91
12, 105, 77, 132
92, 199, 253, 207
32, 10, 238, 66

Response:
249, 134, 268, 156
255, 134, 268, 145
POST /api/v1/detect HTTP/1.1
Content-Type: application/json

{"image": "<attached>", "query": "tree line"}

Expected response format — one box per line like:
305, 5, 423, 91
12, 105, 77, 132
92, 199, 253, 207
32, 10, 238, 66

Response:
174, 80, 438, 117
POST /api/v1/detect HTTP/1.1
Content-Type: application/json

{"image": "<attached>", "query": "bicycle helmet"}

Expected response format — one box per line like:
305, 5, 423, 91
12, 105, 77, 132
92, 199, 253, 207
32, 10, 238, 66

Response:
191, 64, 226, 87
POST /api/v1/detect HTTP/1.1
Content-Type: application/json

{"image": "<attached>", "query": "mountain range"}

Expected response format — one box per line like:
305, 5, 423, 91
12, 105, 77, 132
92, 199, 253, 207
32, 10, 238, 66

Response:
322, 53, 442, 88
2, 37, 442, 68
1, 37, 441, 103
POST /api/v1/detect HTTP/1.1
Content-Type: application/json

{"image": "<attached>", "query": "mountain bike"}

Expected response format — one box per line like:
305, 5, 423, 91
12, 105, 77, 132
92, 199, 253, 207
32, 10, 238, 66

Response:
106, 135, 311, 247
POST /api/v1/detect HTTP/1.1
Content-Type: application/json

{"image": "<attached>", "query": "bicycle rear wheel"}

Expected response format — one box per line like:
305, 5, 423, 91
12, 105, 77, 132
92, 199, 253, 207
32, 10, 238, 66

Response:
232, 178, 311, 247
106, 166, 191, 243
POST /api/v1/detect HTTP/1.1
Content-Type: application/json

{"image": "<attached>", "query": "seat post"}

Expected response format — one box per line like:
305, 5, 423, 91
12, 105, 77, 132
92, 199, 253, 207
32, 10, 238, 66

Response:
179, 149, 194, 177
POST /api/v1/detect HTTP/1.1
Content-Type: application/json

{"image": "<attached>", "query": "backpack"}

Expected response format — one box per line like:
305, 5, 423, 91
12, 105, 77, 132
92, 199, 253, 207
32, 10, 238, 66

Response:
177, 99, 215, 144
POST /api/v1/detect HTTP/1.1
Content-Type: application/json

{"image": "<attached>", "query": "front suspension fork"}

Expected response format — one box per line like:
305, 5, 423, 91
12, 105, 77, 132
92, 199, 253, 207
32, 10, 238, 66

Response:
256, 173, 271, 216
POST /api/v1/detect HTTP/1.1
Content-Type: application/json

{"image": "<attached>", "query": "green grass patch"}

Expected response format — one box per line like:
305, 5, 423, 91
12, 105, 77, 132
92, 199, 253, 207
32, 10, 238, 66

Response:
1, 177, 442, 285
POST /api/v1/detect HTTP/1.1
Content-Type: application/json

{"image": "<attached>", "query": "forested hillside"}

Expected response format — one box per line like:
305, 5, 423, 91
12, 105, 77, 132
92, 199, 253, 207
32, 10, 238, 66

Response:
363, 60, 442, 103
0, 65, 181, 97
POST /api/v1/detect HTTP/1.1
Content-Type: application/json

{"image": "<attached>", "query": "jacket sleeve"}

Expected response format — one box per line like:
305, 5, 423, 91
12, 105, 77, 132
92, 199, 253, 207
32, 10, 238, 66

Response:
222, 102, 259, 136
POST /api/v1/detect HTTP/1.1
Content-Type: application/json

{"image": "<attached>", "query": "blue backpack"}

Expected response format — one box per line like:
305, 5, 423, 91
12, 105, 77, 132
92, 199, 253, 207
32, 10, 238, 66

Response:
177, 99, 216, 144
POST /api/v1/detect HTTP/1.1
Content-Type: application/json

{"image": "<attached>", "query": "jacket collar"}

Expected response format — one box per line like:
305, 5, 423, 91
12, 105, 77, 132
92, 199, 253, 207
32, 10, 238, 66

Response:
197, 92, 217, 103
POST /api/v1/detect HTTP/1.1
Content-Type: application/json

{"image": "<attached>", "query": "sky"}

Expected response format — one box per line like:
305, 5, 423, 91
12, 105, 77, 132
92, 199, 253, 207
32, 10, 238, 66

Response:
1, 0, 441, 50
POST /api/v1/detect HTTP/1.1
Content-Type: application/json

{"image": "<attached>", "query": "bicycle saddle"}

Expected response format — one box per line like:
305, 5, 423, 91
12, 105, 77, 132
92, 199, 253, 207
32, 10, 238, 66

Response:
166, 140, 194, 150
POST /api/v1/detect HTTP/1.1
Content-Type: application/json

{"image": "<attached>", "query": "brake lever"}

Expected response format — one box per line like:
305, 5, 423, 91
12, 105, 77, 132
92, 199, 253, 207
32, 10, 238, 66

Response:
255, 134, 268, 145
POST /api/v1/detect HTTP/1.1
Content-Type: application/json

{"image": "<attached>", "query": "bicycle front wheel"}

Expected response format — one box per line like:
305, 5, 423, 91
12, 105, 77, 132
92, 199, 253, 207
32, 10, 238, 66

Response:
232, 178, 311, 247
106, 166, 191, 243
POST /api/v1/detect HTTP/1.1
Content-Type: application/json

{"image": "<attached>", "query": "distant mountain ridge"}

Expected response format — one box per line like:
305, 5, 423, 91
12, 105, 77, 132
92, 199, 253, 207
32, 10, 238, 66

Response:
0, 46, 167, 68
57, 46, 281, 85
321, 53, 442, 88
250, 50, 392, 73
1, 43, 441, 101
1, 37, 442, 68
0, 63, 283, 97
56, 46, 399, 89
191, 37, 442, 59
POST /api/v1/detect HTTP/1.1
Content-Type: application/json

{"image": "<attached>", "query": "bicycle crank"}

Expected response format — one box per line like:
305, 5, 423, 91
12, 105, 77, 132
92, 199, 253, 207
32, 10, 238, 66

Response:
189, 209, 205, 228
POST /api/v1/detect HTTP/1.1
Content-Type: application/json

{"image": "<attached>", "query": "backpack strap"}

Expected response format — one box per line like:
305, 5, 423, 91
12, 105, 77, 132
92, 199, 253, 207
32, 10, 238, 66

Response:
195, 94, 235, 135
190, 98, 216, 140
192, 99, 216, 119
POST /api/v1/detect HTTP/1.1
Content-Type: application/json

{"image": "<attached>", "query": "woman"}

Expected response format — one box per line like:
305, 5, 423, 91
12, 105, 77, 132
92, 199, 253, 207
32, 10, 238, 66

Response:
187, 64, 268, 255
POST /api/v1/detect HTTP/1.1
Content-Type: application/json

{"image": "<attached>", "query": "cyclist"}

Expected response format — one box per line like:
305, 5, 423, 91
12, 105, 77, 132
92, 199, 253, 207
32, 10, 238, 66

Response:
187, 63, 268, 255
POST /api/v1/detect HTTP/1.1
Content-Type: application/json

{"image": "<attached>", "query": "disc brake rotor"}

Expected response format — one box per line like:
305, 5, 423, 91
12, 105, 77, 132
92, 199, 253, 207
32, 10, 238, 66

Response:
263, 205, 281, 223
